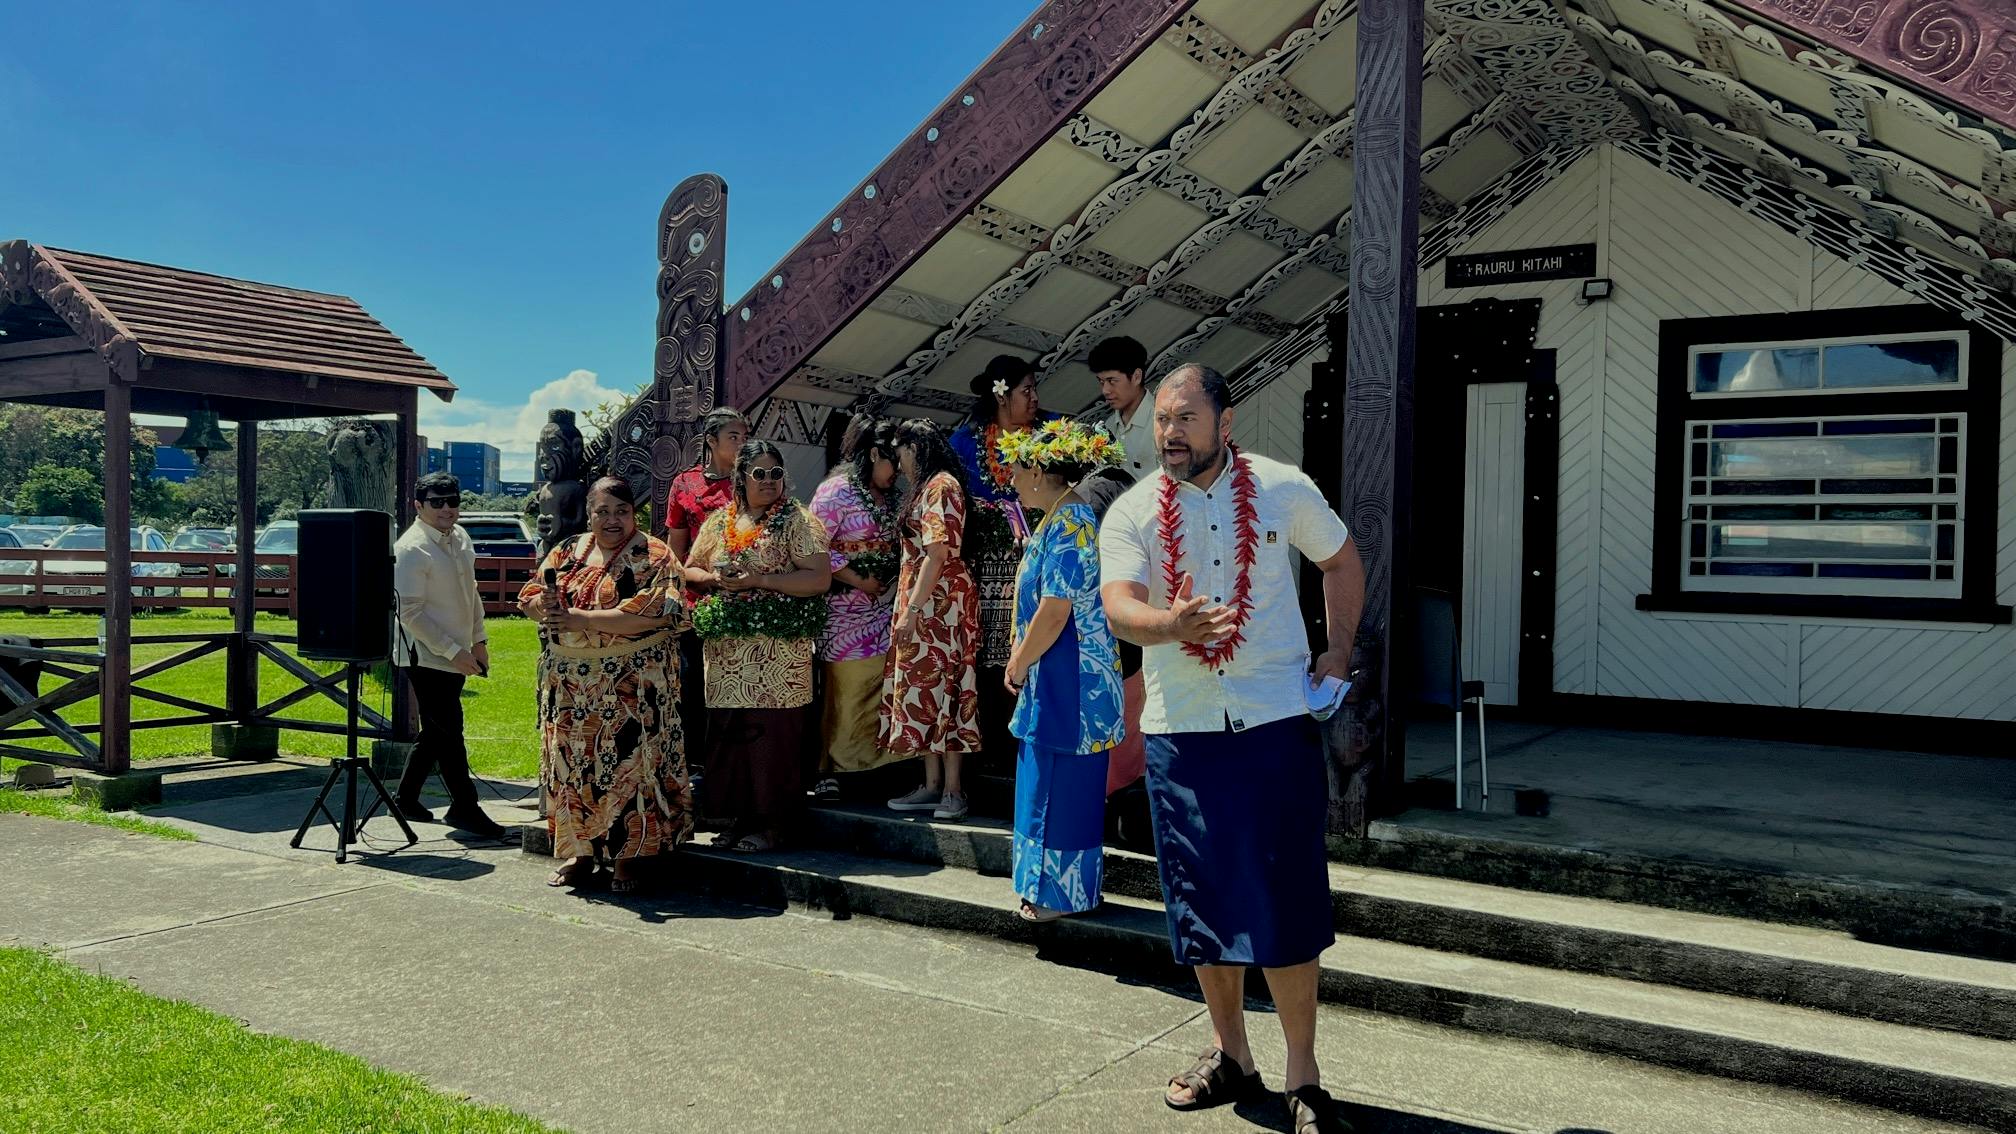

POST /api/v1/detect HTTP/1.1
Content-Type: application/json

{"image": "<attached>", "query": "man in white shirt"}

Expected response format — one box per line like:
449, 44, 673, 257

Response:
1099, 364, 1363, 1132
392, 471, 510, 841
1090, 335, 1158, 480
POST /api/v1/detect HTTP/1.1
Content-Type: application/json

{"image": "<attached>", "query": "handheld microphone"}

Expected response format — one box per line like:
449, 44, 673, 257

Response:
540, 567, 562, 640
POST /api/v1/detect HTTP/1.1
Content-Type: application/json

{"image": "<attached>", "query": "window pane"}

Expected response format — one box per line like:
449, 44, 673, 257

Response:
1709, 523, 1930, 561
1695, 348, 1820, 393
1708, 436, 1934, 478
1823, 340, 1958, 389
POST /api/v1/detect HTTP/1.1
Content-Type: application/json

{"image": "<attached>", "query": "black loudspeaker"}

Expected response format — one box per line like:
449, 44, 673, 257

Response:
296, 509, 395, 662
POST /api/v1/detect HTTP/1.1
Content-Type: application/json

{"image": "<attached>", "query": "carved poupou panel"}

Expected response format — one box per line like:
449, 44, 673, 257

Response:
589, 174, 726, 525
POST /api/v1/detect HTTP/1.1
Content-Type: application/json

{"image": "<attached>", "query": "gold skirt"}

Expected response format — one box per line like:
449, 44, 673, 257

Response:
821, 654, 903, 773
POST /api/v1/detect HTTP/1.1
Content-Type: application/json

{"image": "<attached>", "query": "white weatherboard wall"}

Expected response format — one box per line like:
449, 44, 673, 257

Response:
1236, 145, 2016, 721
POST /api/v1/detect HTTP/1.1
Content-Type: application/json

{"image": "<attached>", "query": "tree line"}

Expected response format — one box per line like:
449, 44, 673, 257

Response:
0, 407, 528, 531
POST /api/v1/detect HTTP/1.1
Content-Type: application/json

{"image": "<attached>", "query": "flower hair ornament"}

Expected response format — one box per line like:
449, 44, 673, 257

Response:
994, 420, 1123, 471
992, 378, 1011, 400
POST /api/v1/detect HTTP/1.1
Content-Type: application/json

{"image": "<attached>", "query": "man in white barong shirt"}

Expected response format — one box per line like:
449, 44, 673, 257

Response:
1099, 363, 1364, 1133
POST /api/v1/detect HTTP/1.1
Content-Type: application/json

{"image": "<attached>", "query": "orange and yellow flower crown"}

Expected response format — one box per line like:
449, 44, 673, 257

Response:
994, 419, 1123, 471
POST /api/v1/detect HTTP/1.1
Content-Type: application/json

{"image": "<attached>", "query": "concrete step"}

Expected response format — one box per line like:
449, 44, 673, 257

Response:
789, 803, 2016, 1043
643, 833, 2016, 1131
1350, 805, 2016, 962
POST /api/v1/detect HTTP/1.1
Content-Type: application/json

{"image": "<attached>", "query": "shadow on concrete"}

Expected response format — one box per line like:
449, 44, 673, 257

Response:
345, 853, 498, 882
1226, 1093, 1579, 1132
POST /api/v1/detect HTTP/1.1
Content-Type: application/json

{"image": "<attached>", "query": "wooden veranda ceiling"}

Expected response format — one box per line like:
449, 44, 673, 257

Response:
715, 0, 2016, 430
0, 240, 455, 399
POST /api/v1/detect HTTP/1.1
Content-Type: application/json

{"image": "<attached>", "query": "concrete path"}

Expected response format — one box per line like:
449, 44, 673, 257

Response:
0, 773, 1990, 1133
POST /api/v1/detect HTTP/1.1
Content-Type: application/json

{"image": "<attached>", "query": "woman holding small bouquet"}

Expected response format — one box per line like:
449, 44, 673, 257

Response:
684, 440, 832, 853
882, 418, 983, 820
808, 416, 903, 798
997, 421, 1125, 921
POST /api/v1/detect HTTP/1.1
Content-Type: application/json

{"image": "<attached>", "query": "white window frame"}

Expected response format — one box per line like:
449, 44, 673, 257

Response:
1679, 411, 1965, 599
1687, 329, 1968, 401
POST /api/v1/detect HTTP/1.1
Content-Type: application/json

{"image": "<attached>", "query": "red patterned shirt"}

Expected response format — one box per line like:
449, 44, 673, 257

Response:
664, 465, 734, 547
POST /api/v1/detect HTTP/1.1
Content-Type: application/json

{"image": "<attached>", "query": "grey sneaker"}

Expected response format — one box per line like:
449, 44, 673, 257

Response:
887, 786, 941, 812
932, 791, 970, 821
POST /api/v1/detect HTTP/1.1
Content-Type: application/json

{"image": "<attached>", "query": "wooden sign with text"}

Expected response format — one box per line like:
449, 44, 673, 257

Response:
1447, 243, 1596, 287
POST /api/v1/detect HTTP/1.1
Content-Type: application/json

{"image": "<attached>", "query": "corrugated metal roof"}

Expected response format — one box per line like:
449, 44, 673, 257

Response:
5, 241, 453, 394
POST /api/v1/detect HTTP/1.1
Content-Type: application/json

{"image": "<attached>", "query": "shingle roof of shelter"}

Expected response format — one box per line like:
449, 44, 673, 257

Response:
0, 240, 454, 397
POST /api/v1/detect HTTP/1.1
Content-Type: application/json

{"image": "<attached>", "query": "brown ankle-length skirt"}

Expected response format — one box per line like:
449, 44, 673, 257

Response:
704, 705, 808, 833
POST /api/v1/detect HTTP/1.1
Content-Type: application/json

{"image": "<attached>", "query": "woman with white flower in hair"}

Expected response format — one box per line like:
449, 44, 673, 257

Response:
997, 420, 1126, 921
949, 354, 1062, 769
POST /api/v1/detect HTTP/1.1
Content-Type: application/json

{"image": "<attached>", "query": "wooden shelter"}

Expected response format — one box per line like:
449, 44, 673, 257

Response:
615, 0, 2016, 831
0, 240, 455, 774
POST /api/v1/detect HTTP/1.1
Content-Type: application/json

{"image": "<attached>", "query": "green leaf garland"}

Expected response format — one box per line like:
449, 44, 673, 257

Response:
691, 591, 829, 640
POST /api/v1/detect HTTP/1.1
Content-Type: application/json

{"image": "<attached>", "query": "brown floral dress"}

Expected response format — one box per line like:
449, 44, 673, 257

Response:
880, 471, 982, 755
519, 531, 689, 862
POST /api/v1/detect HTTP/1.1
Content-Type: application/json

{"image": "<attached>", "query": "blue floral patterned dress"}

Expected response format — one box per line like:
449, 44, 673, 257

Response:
1008, 498, 1124, 913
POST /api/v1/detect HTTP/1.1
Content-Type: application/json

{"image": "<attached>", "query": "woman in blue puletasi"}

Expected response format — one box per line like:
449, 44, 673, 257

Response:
997, 420, 1126, 922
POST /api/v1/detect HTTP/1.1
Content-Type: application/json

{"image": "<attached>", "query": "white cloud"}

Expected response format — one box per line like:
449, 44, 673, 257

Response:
419, 369, 633, 482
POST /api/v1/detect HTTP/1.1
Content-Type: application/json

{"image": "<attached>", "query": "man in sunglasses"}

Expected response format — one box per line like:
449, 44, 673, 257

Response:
391, 471, 512, 841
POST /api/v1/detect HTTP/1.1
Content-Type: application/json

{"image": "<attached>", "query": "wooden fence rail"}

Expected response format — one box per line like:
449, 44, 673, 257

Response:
0, 550, 543, 617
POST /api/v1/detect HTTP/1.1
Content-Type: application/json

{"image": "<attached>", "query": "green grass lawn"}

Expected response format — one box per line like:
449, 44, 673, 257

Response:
0, 610, 538, 780
0, 787, 195, 840
0, 947, 557, 1133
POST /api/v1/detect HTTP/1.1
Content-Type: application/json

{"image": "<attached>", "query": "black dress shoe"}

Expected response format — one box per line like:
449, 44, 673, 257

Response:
444, 807, 515, 842
392, 798, 437, 823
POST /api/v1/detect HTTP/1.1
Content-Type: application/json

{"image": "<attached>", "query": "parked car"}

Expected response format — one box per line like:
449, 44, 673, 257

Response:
458, 513, 537, 588
0, 529, 32, 597
169, 527, 233, 577
457, 513, 537, 558
6, 524, 63, 548
41, 526, 181, 602
250, 520, 297, 594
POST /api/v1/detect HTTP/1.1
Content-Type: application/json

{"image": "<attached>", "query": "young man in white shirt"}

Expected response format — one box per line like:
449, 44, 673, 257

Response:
392, 471, 510, 841
1099, 364, 1364, 1133
1090, 335, 1158, 480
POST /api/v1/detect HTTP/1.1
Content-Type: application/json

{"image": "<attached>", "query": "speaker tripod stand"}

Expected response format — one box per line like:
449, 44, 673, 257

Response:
289, 661, 416, 863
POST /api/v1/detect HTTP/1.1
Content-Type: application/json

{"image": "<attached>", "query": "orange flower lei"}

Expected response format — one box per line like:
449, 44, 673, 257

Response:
981, 424, 1014, 490
721, 500, 779, 558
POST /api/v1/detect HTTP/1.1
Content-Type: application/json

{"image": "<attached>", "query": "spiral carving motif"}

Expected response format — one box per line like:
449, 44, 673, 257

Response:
1888, 0, 1981, 81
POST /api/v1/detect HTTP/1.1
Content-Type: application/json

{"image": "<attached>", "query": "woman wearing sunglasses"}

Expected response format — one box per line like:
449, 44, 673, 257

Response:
683, 440, 831, 853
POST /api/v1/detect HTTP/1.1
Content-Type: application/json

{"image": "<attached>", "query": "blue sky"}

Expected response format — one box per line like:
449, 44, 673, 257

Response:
1, 0, 1035, 478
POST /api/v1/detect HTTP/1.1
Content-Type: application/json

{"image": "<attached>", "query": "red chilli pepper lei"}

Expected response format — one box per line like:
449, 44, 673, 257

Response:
1157, 447, 1260, 670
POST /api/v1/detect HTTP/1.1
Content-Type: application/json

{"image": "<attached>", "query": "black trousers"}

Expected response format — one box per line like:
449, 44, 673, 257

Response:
397, 666, 479, 810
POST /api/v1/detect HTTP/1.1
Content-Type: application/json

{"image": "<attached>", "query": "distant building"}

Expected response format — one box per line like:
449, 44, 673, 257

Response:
497, 481, 536, 500
152, 445, 201, 484
442, 441, 500, 495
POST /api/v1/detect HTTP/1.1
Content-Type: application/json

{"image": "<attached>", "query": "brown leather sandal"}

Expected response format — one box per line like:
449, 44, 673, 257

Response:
1164, 1048, 1261, 1111
1285, 1085, 1353, 1133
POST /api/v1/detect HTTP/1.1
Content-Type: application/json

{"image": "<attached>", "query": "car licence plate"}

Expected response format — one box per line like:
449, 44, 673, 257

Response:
58, 586, 94, 595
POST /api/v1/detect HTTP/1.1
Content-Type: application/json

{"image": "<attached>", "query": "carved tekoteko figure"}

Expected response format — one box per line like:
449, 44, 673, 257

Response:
326, 418, 398, 514
531, 409, 588, 559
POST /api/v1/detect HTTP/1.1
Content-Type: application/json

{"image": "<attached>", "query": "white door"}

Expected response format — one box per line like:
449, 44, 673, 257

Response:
1460, 382, 1526, 705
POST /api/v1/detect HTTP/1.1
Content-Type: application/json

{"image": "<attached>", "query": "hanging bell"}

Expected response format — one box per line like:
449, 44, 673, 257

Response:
180, 405, 232, 465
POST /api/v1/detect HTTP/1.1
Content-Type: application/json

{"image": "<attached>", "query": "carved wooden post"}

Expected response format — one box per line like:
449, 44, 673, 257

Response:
101, 382, 133, 775
1336, 0, 1423, 834
228, 421, 259, 720
600, 174, 727, 535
